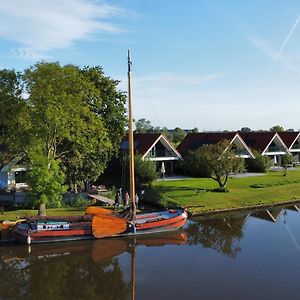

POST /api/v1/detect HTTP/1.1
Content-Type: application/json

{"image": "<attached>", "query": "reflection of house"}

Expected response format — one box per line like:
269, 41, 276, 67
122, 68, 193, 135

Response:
286, 204, 300, 212
278, 132, 300, 163
121, 133, 182, 175
240, 132, 289, 165
251, 208, 284, 223
0, 156, 27, 192
177, 132, 255, 158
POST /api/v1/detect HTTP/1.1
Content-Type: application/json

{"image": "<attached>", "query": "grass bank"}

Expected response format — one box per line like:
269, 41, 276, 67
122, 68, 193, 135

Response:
152, 170, 300, 215
0, 207, 85, 231
2, 170, 300, 229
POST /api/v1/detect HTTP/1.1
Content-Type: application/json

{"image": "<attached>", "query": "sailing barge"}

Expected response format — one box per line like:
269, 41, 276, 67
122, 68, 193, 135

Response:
13, 209, 187, 244
12, 50, 188, 245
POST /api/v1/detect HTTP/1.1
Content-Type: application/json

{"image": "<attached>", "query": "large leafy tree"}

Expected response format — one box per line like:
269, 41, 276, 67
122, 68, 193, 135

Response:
0, 62, 127, 209
196, 140, 245, 189
23, 62, 115, 194
0, 69, 26, 167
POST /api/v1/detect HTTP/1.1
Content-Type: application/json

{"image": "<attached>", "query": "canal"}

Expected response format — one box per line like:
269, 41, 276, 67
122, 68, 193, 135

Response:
1, 203, 300, 299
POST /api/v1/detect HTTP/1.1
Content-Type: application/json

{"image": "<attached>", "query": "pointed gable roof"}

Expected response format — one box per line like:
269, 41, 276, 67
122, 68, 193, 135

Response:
239, 132, 288, 154
177, 132, 254, 158
278, 132, 300, 149
120, 133, 181, 160
177, 132, 237, 154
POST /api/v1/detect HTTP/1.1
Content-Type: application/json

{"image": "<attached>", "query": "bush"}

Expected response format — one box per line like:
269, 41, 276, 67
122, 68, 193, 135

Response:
182, 151, 211, 177
211, 187, 229, 193
68, 195, 91, 207
134, 155, 158, 188
246, 153, 271, 173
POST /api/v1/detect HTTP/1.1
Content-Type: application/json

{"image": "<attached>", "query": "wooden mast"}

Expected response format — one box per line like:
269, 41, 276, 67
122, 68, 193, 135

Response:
130, 241, 136, 300
128, 50, 136, 219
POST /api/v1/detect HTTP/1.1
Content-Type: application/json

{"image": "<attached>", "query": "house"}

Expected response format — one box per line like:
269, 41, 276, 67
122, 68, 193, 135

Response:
250, 208, 284, 223
177, 132, 255, 158
278, 132, 300, 163
0, 155, 27, 192
239, 132, 290, 165
120, 133, 182, 176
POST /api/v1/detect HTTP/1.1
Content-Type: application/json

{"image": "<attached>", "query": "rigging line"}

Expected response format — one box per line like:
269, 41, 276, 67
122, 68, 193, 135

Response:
131, 64, 163, 126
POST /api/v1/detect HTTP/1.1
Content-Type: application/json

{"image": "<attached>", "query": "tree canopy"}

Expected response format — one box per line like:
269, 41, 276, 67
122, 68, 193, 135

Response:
189, 140, 245, 189
0, 62, 127, 206
269, 125, 284, 132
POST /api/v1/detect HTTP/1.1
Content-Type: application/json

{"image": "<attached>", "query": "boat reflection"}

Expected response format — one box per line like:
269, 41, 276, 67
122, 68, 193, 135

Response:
0, 230, 188, 300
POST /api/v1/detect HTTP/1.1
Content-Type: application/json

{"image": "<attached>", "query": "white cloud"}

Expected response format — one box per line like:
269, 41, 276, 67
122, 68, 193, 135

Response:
0, 0, 125, 59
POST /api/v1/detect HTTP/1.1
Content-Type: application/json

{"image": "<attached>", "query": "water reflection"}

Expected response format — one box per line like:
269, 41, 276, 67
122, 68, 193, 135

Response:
0, 231, 188, 300
186, 202, 300, 258
2, 203, 300, 299
186, 213, 247, 258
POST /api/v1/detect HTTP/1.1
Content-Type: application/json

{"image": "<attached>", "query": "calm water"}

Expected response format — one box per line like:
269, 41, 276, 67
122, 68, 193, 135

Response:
1, 204, 300, 300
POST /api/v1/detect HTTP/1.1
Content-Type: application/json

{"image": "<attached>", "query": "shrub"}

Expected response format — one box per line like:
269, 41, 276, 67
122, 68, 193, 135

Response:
246, 152, 271, 173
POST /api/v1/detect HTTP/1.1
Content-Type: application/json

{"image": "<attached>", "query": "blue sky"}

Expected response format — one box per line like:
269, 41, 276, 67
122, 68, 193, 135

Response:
1, 0, 300, 131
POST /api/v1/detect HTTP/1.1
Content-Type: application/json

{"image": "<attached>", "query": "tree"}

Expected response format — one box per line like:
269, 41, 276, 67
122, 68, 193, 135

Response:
171, 127, 186, 144
135, 118, 154, 133
0, 62, 127, 211
182, 150, 211, 178
198, 140, 245, 189
79, 66, 127, 155
26, 147, 67, 211
240, 127, 251, 132
281, 154, 294, 176
0, 69, 25, 167
23, 62, 116, 195
134, 155, 158, 189
269, 125, 284, 132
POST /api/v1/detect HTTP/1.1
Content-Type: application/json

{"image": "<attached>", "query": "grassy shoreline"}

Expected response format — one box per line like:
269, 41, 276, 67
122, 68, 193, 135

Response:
152, 169, 300, 216
1, 170, 300, 230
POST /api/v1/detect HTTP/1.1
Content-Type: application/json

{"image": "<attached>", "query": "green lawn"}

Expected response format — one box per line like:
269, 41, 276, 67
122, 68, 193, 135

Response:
0, 207, 86, 231
152, 170, 300, 215
2, 170, 300, 228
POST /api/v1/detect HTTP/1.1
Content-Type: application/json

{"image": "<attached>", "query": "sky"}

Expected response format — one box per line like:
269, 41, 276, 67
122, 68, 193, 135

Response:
1, 0, 300, 131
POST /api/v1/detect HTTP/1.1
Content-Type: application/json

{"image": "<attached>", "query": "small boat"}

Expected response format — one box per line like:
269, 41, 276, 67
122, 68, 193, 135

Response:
13, 215, 94, 244
13, 51, 187, 244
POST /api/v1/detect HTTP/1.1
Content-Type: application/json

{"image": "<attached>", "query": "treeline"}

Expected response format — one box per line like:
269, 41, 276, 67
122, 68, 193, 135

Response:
135, 120, 298, 146
134, 118, 198, 145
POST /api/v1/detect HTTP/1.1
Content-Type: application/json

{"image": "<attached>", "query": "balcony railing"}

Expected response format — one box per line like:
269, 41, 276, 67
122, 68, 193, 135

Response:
234, 149, 250, 156
148, 150, 175, 158
266, 146, 286, 153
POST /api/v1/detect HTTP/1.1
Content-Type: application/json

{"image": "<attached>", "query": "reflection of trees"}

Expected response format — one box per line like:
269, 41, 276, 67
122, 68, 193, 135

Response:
0, 233, 189, 300
186, 215, 247, 258
0, 244, 129, 300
